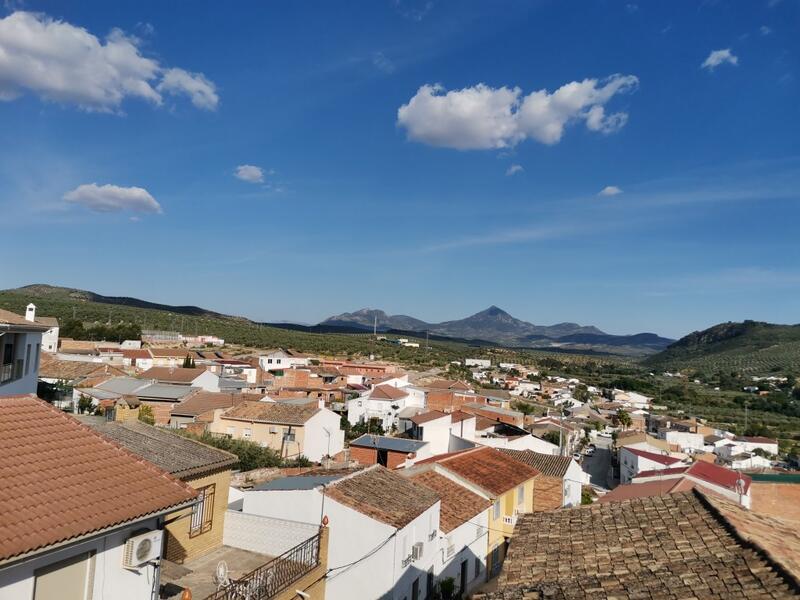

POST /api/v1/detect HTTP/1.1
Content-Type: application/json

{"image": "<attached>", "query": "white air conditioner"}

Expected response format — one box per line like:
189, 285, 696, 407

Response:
269, 426, 278, 433
411, 541, 424, 561
123, 530, 163, 568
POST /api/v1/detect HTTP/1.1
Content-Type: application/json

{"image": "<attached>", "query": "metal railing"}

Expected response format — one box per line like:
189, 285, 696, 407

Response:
204, 532, 321, 600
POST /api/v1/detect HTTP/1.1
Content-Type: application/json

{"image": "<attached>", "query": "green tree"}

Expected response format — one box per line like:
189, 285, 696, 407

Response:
77, 394, 93, 414
616, 409, 632, 430
182, 354, 196, 368
542, 430, 561, 446
581, 488, 594, 505
138, 404, 155, 425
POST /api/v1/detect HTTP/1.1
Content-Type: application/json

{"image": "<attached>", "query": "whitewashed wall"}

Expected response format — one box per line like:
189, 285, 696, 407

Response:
223, 511, 318, 556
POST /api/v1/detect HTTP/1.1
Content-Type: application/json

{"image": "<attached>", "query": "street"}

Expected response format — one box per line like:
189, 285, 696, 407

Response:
581, 435, 613, 490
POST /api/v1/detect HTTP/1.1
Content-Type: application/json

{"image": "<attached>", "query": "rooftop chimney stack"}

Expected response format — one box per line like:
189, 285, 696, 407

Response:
25, 303, 36, 322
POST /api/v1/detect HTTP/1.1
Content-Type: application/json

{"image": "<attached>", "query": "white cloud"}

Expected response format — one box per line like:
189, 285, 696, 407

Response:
397, 74, 638, 150
598, 185, 623, 196
759, 25, 772, 35
701, 48, 739, 71
0, 11, 218, 112
372, 52, 396, 74
63, 183, 162, 213
506, 164, 524, 176
234, 165, 265, 183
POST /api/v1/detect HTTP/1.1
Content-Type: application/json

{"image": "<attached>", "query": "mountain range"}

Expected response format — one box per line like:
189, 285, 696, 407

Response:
321, 306, 674, 355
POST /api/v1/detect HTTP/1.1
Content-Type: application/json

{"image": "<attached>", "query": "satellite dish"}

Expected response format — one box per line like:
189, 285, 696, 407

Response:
214, 561, 230, 589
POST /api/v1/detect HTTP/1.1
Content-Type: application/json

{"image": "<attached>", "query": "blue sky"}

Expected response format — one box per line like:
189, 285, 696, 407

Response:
1, 0, 798, 338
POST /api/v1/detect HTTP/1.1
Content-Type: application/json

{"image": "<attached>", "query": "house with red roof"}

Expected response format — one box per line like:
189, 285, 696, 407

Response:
619, 446, 685, 483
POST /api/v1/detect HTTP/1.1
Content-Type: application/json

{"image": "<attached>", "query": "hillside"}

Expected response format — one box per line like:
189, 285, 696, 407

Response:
0, 284, 627, 368
644, 320, 800, 375
322, 305, 672, 356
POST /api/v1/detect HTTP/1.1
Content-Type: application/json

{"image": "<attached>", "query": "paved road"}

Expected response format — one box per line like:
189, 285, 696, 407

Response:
581, 436, 613, 490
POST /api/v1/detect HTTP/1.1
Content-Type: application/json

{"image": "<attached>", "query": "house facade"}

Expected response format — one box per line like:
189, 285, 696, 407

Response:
0, 307, 47, 396
619, 446, 685, 484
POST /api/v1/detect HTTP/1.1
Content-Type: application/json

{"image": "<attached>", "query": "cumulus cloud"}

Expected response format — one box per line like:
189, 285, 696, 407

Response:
701, 49, 738, 71
506, 164, 524, 176
0, 11, 218, 112
235, 165, 265, 183
63, 183, 162, 213
598, 185, 623, 196
397, 74, 638, 150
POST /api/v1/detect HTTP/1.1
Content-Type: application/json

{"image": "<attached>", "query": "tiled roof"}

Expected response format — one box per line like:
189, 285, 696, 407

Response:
148, 348, 195, 358
410, 410, 449, 425
221, 401, 319, 426
598, 478, 695, 503
39, 354, 125, 381
0, 396, 196, 564
736, 435, 778, 444
478, 490, 800, 599
634, 466, 689, 479
140, 366, 209, 383
0, 308, 48, 330
36, 316, 59, 327
80, 418, 238, 479
416, 447, 539, 497
408, 470, 490, 533
171, 391, 247, 417
326, 466, 439, 529
499, 449, 573, 478
349, 434, 427, 454
122, 349, 152, 360
449, 410, 475, 423
370, 384, 408, 400
427, 379, 471, 391
623, 446, 684, 465
686, 460, 752, 494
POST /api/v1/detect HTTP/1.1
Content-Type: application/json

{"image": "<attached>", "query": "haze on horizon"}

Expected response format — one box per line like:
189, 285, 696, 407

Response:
1, 1, 798, 340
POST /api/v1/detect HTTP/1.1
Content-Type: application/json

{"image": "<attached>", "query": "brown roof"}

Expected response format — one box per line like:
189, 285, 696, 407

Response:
140, 366, 209, 383
221, 401, 320, 426
449, 410, 475, 423
0, 308, 49, 330
499, 449, 573, 478
122, 349, 152, 360
598, 478, 695, 503
370, 384, 409, 400
410, 410, 449, 425
0, 396, 196, 564
148, 348, 193, 358
428, 379, 471, 391
477, 489, 800, 599
417, 447, 539, 497
408, 470, 490, 533
38, 354, 126, 382
171, 391, 247, 417
36, 316, 59, 327
325, 466, 439, 529
80, 418, 238, 479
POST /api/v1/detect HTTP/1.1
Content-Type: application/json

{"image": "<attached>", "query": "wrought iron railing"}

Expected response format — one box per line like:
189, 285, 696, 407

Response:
204, 532, 321, 600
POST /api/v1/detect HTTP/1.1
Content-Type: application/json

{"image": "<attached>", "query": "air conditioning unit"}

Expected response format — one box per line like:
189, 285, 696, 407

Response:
269, 426, 278, 433
123, 530, 163, 568
411, 542, 424, 561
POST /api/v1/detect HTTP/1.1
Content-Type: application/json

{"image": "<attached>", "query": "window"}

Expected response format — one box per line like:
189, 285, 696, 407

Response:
276, 358, 281, 364
242, 428, 252, 439
35, 343, 40, 371
475, 557, 482, 579
493, 500, 501, 520
25, 344, 31, 376
34, 551, 94, 600
190, 484, 216, 537
267, 358, 273, 364
517, 485, 524, 505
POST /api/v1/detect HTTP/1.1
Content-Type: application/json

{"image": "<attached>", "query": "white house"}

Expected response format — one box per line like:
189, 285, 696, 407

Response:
619, 446, 685, 484
38, 316, 59, 353
632, 460, 753, 508
0, 305, 47, 396
409, 411, 454, 455
346, 383, 423, 431
613, 389, 652, 410
258, 348, 310, 371
465, 358, 491, 369
0, 396, 196, 600
139, 366, 222, 392
660, 430, 706, 453
240, 465, 440, 600
732, 436, 779, 457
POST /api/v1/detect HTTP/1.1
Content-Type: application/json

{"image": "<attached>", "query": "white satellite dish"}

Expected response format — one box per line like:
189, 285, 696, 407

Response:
214, 560, 230, 589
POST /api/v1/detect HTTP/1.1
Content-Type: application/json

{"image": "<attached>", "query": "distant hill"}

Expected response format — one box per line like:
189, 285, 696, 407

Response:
322, 305, 672, 356
644, 320, 800, 374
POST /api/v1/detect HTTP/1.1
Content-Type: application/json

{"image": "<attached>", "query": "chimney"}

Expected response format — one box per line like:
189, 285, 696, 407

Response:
25, 303, 36, 322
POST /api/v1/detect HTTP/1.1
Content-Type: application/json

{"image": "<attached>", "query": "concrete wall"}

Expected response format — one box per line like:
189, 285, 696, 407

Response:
0, 518, 160, 600
437, 511, 488, 596
0, 331, 42, 397
224, 511, 319, 556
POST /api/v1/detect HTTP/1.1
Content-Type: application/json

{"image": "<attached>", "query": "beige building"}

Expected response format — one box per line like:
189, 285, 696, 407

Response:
208, 400, 345, 462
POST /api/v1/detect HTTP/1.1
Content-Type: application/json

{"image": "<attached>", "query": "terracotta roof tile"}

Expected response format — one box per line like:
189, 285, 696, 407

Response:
140, 366, 209, 383
499, 449, 573, 478
0, 308, 48, 330
622, 446, 684, 465
409, 410, 448, 425
369, 384, 409, 400
0, 395, 196, 564
478, 489, 800, 599
408, 471, 490, 533
416, 447, 539, 497
171, 391, 247, 417
38, 354, 126, 382
326, 466, 439, 529
221, 400, 319, 426
598, 478, 693, 503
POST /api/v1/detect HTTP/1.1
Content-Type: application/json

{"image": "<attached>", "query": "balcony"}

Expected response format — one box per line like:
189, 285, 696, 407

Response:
0, 360, 23, 384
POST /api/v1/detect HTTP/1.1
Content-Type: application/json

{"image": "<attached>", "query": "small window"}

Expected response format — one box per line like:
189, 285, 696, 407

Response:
190, 484, 216, 537
35, 344, 40, 371
267, 358, 273, 364
475, 557, 482, 579
493, 500, 501, 520
276, 358, 281, 364
242, 428, 252, 439
517, 485, 524, 505
25, 344, 31, 376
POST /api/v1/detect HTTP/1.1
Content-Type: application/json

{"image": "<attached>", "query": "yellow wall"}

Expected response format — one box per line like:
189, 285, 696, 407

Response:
486, 477, 536, 576
211, 418, 307, 460
164, 468, 231, 563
